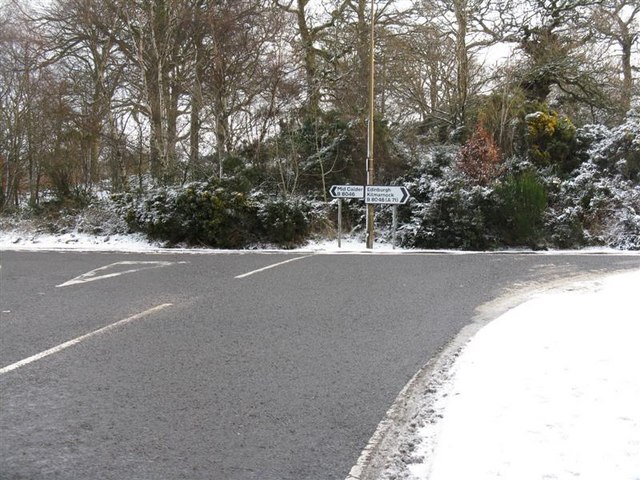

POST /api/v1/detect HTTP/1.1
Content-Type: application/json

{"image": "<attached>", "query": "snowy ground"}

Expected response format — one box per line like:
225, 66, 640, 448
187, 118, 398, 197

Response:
2, 230, 640, 479
2, 228, 640, 256
0, 228, 396, 253
402, 268, 640, 480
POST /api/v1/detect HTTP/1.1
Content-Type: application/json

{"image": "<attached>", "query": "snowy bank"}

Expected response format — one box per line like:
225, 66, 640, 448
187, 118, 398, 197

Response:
2, 229, 640, 255
407, 268, 640, 480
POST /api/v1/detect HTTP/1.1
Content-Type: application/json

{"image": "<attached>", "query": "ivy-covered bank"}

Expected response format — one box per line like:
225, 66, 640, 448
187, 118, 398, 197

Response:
2, 108, 639, 251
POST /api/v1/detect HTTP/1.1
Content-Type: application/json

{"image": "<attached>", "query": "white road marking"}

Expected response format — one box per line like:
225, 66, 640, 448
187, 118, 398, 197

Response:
235, 255, 313, 279
57, 261, 187, 287
0, 303, 173, 375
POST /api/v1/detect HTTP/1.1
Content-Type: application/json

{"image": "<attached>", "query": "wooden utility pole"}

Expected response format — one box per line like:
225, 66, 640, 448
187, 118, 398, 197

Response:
365, 0, 376, 249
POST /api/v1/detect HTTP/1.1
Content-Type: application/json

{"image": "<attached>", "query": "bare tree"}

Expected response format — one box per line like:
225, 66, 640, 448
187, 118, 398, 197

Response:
489, 0, 612, 114
382, 22, 457, 136
274, 0, 350, 118
195, 1, 283, 178
35, 0, 128, 191
419, 0, 508, 128
591, 0, 640, 114
0, 7, 50, 208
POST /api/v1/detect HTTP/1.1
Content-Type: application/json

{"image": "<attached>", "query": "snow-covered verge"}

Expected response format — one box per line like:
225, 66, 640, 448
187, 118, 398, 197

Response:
372, 268, 640, 480
0, 199, 164, 252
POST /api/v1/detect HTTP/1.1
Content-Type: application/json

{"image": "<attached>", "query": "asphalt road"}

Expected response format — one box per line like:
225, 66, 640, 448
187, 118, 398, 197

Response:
1, 250, 639, 480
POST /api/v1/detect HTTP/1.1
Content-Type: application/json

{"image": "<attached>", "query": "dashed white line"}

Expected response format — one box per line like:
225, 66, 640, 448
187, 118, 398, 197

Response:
235, 255, 313, 279
0, 303, 173, 375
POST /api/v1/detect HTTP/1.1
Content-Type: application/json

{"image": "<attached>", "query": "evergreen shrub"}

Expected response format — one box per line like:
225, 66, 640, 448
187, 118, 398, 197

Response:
544, 160, 640, 249
495, 170, 547, 246
399, 151, 498, 250
256, 196, 311, 247
120, 179, 320, 248
124, 179, 257, 248
525, 107, 578, 173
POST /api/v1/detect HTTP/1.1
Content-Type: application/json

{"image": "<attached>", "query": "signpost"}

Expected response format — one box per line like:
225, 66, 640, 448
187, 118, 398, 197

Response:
364, 186, 410, 205
330, 185, 365, 248
330, 184, 410, 249
329, 185, 365, 199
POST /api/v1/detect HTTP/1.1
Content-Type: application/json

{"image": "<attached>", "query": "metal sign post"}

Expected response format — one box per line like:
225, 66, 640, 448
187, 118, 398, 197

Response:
366, 0, 376, 249
337, 199, 342, 248
330, 184, 409, 249
392, 205, 398, 249
330, 185, 365, 249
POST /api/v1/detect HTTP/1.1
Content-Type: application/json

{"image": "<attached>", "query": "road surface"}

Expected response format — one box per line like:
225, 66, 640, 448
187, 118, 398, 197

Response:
1, 250, 638, 479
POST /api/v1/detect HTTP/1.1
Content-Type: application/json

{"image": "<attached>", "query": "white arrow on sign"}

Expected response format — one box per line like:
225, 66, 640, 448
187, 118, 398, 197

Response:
329, 185, 365, 199
365, 185, 410, 204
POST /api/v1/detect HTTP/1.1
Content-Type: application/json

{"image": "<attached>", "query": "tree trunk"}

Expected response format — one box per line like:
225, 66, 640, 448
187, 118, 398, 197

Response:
620, 38, 633, 113
454, 0, 469, 129
296, 0, 321, 117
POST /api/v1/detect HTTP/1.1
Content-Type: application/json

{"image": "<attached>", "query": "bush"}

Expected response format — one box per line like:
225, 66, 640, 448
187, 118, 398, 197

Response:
119, 178, 322, 248
403, 182, 495, 250
398, 152, 498, 250
256, 196, 311, 247
525, 108, 578, 173
495, 171, 548, 246
176, 182, 257, 248
544, 161, 640, 249
124, 178, 257, 248
582, 109, 640, 181
457, 123, 504, 186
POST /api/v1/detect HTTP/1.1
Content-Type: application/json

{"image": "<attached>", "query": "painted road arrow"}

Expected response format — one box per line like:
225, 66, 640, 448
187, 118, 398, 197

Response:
329, 185, 365, 199
365, 185, 410, 204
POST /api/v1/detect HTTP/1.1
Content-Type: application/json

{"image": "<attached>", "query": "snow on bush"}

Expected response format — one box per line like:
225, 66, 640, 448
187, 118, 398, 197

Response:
546, 110, 640, 249
398, 112, 640, 251
398, 147, 499, 250
116, 179, 327, 249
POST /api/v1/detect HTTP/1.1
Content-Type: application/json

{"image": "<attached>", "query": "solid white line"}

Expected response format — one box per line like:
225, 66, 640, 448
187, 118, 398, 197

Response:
235, 255, 313, 279
0, 303, 173, 375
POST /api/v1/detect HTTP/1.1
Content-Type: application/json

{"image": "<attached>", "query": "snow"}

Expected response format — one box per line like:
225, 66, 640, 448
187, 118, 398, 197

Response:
408, 268, 640, 480
0, 226, 406, 253
3, 229, 640, 255
0, 230, 164, 252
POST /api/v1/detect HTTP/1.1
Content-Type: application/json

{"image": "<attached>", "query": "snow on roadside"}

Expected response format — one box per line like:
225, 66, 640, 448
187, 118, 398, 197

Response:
3, 229, 640, 255
0, 230, 163, 252
408, 269, 640, 480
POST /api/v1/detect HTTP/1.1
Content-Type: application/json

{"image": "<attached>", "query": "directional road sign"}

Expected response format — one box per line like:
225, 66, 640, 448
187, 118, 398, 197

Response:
329, 185, 365, 199
365, 185, 410, 204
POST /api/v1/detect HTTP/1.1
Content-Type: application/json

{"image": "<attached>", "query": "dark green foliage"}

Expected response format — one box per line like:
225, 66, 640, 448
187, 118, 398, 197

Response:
495, 171, 548, 246
121, 177, 318, 248
405, 182, 496, 250
124, 178, 257, 248
256, 198, 311, 247
176, 183, 257, 248
399, 151, 499, 250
